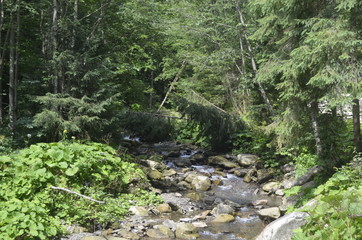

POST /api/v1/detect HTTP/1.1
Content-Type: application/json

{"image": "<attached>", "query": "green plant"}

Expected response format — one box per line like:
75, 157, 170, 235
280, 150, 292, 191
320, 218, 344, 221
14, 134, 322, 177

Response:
293, 155, 362, 239
0, 141, 162, 239
294, 153, 319, 178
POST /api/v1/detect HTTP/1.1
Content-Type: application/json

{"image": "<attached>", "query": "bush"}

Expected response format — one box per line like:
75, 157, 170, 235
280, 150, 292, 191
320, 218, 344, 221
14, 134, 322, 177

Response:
0, 141, 162, 239
293, 155, 362, 240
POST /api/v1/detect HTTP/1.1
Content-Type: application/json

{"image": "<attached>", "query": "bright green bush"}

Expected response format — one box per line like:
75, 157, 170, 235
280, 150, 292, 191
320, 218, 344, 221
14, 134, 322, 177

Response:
0, 141, 162, 239
293, 155, 362, 240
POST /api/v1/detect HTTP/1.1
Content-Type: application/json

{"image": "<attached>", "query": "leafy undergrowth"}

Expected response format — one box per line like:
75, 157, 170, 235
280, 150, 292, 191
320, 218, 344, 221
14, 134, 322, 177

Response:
293, 155, 362, 240
0, 141, 162, 239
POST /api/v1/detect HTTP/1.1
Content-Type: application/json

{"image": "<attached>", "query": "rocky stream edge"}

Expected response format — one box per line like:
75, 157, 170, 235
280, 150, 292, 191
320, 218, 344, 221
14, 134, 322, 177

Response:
62, 141, 318, 240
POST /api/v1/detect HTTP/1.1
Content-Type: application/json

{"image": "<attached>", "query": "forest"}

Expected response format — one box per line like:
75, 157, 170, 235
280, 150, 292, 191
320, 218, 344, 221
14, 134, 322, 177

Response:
0, 0, 361, 239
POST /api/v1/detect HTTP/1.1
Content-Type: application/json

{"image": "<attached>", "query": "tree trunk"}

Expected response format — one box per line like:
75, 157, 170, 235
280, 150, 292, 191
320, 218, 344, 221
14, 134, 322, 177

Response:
71, 0, 78, 49
0, 0, 3, 125
352, 99, 362, 152
157, 60, 187, 112
15, 0, 20, 110
51, 0, 59, 93
310, 101, 323, 159
234, 0, 274, 116
8, 7, 16, 134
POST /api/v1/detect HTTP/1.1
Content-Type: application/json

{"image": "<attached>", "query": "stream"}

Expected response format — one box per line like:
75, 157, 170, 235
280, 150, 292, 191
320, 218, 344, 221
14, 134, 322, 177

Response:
134, 142, 282, 240
65, 141, 284, 240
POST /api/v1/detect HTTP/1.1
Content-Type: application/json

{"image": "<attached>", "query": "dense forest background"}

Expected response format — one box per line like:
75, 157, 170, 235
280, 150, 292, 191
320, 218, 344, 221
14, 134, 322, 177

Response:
1, 0, 362, 239
1, 0, 361, 166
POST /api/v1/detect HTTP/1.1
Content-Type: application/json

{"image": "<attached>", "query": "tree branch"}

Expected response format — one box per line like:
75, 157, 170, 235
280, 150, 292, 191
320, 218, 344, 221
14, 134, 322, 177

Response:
51, 186, 105, 204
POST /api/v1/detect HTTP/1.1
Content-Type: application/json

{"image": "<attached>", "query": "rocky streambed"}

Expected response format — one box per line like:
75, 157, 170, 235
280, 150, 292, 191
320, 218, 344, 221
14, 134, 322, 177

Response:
64, 141, 310, 240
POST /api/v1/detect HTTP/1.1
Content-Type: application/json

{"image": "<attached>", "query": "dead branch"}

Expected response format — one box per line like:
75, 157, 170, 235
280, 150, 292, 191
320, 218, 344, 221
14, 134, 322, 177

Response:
51, 186, 105, 204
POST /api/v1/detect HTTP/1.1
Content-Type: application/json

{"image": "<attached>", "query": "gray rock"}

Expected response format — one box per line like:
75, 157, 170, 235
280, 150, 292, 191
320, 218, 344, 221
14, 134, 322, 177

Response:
162, 168, 177, 177
163, 219, 177, 231
184, 172, 200, 183
208, 155, 239, 169
257, 207, 281, 219
236, 154, 259, 167
191, 176, 211, 191
243, 169, 257, 183
255, 212, 309, 240
174, 158, 192, 167
147, 169, 164, 180
129, 206, 149, 217
262, 182, 281, 192
143, 160, 166, 170
292, 165, 322, 187
211, 214, 235, 223
211, 203, 235, 215
156, 203, 173, 213
175, 222, 199, 239
80, 237, 106, 240
256, 169, 275, 184
166, 151, 180, 158
275, 189, 285, 196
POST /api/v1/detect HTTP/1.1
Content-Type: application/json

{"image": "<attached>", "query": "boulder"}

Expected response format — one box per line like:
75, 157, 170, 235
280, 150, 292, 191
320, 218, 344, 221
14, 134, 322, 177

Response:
184, 172, 200, 183
211, 203, 235, 215
256, 169, 275, 184
255, 212, 309, 240
252, 199, 268, 207
291, 166, 322, 187
211, 214, 235, 223
231, 168, 249, 178
177, 181, 192, 190
81, 237, 106, 240
257, 207, 281, 219
236, 154, 259, 167
163, 219, 177, 231
162, 168, 177, 177
129, 206, 149, 217
157, 225, 175, 238
175, 222, 199, 239
174, 158, 192, 167
190, 153, 206, 164
143, 160, 166, 170
191, 176, 211, 191
147, 169, 164, 180
208, 155, 239, 169
166, 151, 180, 158
146, 229, 168, 239
262, 182, 281, 192
156, 203, 173, 213
243, 169, 257, 183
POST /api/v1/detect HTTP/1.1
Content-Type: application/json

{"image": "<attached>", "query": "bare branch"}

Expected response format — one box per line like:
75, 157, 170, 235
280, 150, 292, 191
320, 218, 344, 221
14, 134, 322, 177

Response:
51, 186, 105, 204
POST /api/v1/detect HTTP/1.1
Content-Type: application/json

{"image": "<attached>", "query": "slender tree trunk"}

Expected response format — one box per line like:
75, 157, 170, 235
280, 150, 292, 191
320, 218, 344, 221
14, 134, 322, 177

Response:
234, 1, 274, 116
9, 7, 16, 134
0, 0, 4, 125
157, 60, 187, 112
14, 0, 20, 110
310, 101, 323, 159
71, 0, 78, 49
149, 71, 154, 108
51, 0, 59, 93
352, 99, 362, 152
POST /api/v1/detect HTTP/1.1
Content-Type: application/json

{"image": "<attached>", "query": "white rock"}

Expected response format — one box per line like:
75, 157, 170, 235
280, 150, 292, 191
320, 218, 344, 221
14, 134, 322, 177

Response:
255, 212, 309, 240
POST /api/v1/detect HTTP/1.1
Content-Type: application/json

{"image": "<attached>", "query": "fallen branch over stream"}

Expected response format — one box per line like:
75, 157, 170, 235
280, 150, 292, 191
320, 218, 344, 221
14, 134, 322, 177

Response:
51, 186, 105, 204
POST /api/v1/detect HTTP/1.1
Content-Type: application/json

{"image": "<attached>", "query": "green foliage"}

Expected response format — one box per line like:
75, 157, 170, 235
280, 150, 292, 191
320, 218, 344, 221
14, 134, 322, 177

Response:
294, 153, 319, 178
172, 95, 246, 151
294, 155, 362, 239
0, 141, 162, 239
119, 110, 174, 142
34, 93, 108, 141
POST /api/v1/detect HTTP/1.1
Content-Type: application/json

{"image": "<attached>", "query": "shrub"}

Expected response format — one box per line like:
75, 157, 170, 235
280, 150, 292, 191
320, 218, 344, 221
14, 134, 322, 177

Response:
0, 141, 162, 239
